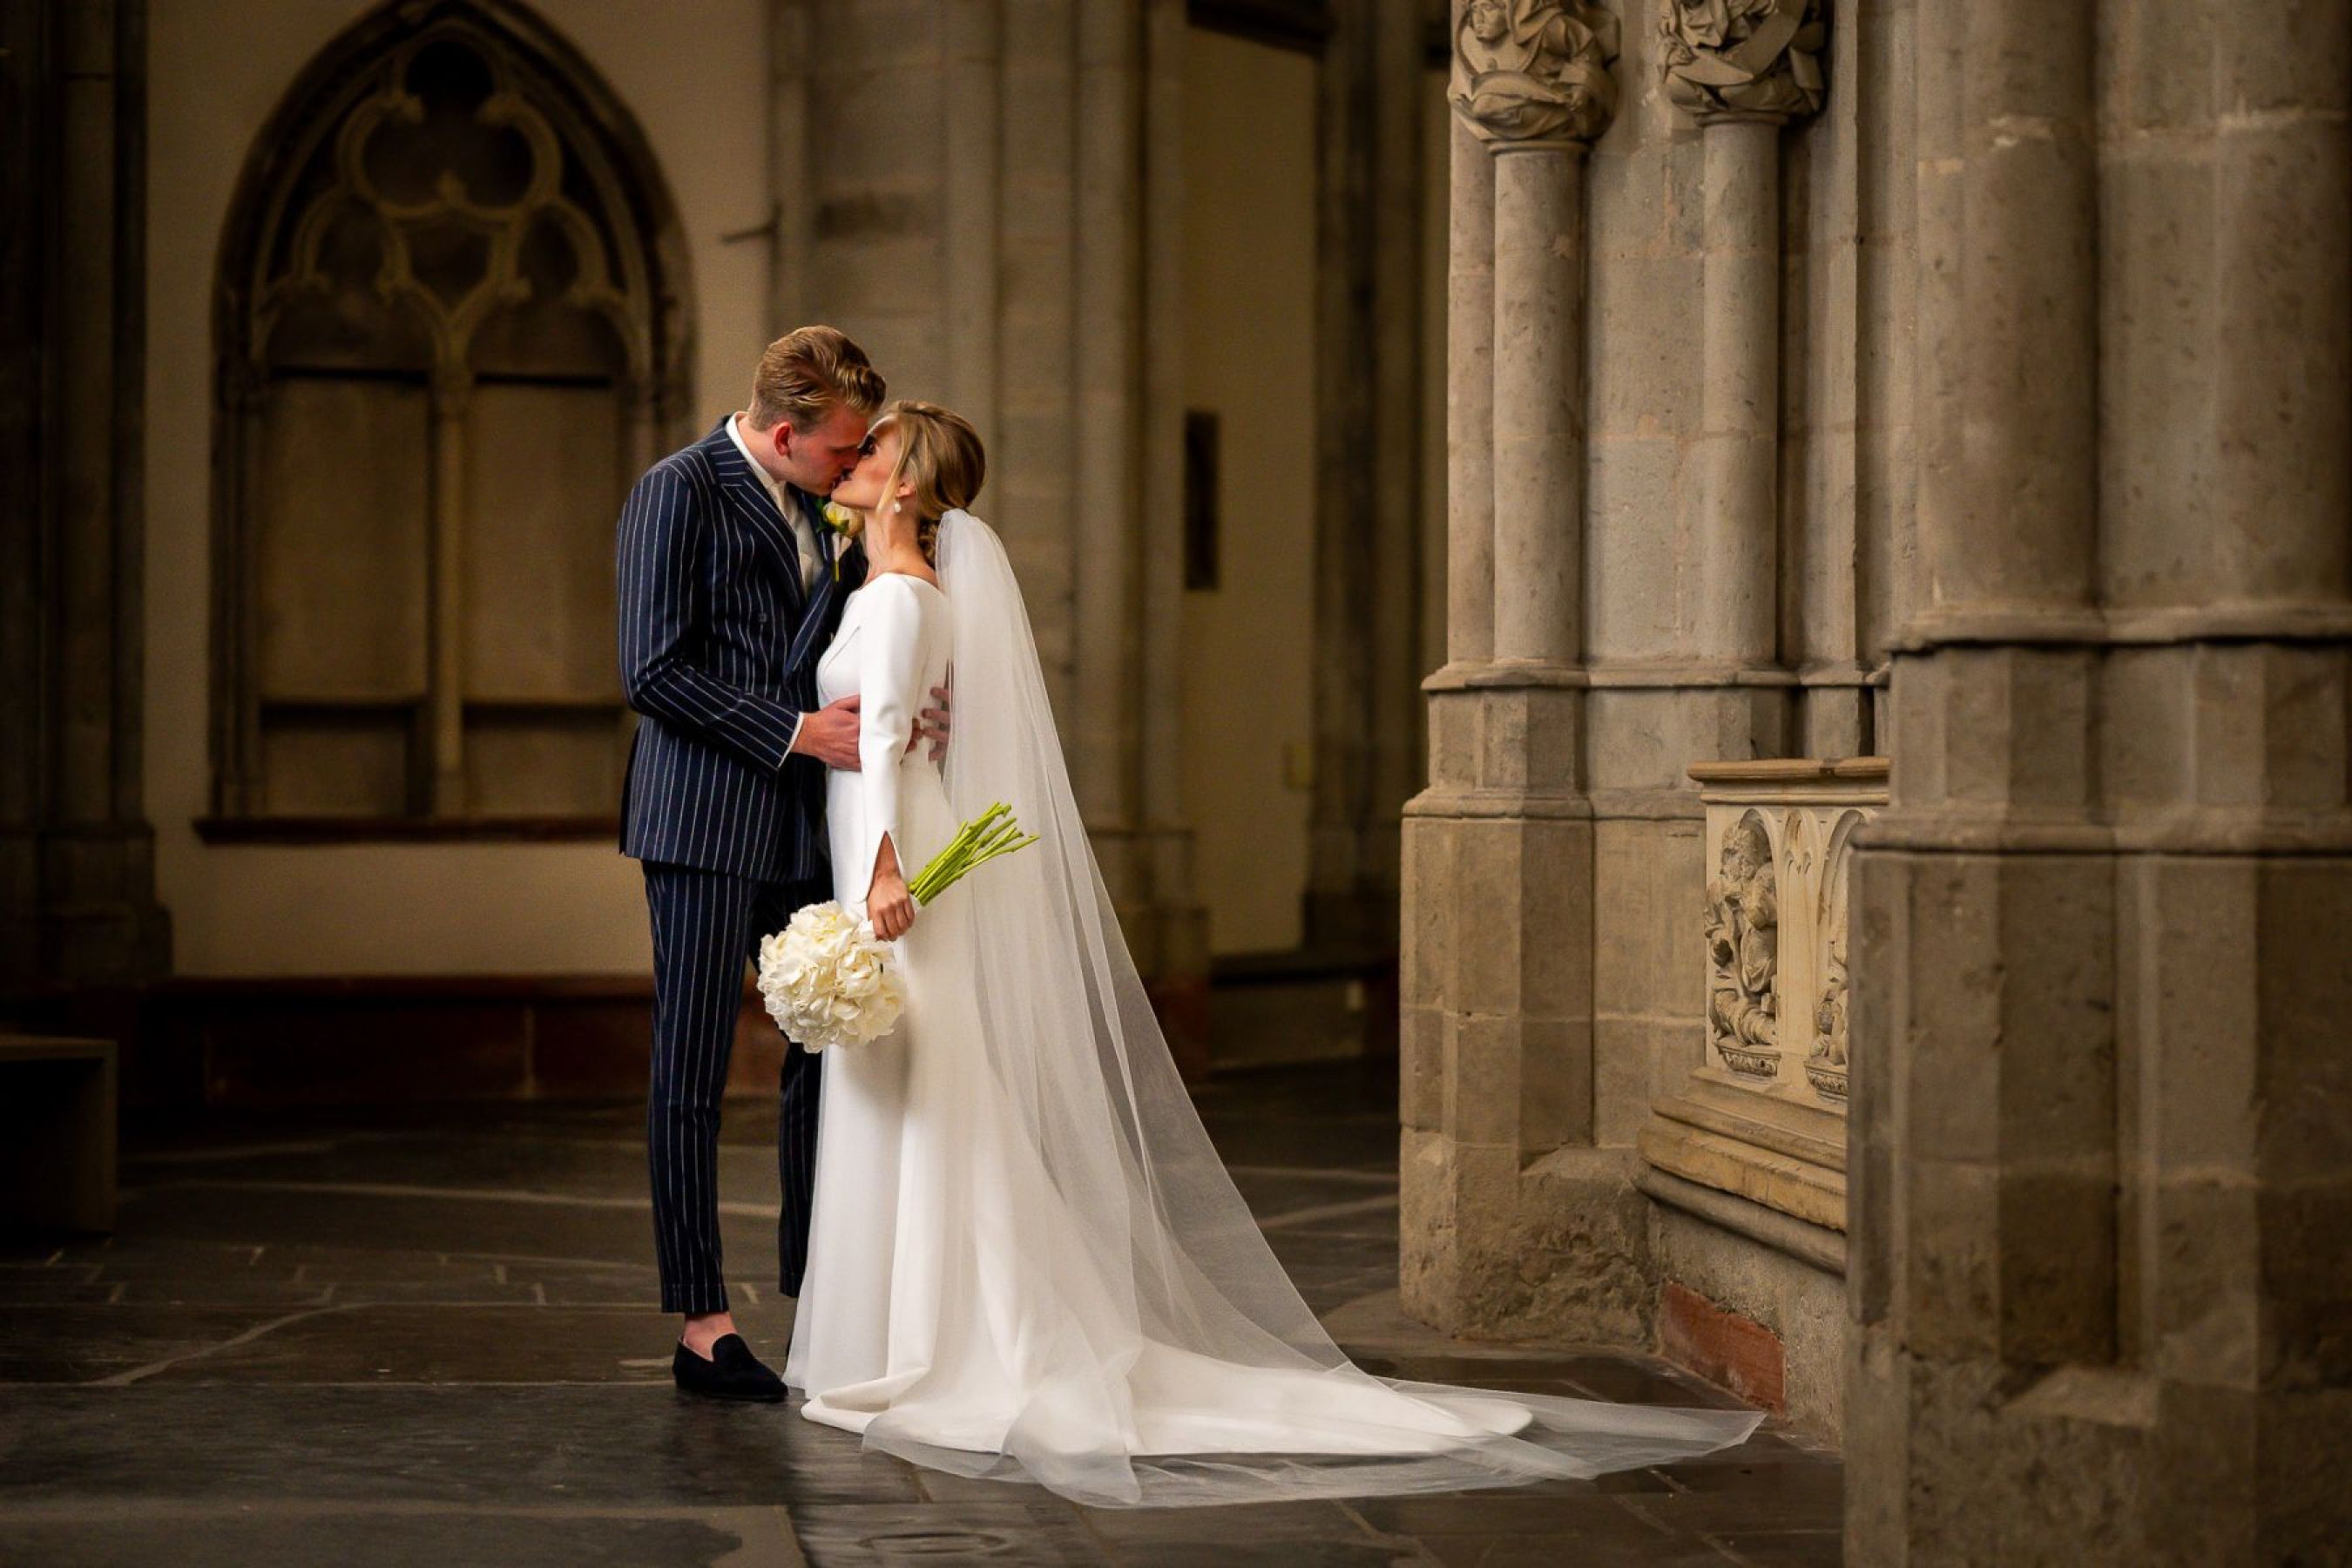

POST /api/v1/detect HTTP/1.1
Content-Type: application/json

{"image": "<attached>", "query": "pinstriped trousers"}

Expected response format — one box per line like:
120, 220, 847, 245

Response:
642, 862, 829, 1315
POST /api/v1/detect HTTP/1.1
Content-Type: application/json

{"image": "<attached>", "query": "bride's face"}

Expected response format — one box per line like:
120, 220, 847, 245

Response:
829, 424, 903, 514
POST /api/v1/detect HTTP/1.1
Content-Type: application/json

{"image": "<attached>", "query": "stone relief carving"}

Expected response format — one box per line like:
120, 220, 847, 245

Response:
1659, 0, 1826, 122
1686, 761, 1883, 1110
1450, 0, 1623, 146
1804, 814, 1855, 1101
1705, 812, 1781, 1078
1807, 935, 1848, 1101
1647, 761, 1882, 1233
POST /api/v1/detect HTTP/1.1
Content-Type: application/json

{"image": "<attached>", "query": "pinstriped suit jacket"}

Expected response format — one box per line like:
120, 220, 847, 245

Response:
616, 417, 866, 884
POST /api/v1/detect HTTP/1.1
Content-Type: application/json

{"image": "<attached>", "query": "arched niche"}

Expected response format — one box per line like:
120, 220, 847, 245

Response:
208, 0, 694, 828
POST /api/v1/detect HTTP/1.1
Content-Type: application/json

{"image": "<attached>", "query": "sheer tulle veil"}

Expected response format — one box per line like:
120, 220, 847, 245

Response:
912, 509, 1762, 1505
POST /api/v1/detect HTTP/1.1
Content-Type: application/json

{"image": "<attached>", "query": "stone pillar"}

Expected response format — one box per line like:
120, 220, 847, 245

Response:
1692, 118, 1779, 665
1632, 2, 1824, 711
1487, 143, 1580, 666
1661, 0, 1828, 672
1402, 2, 1636, 1342
1133, 0, 1209, 1070
1305, 0, 1425, 959
0, 0, 171, 1002
771, 2, 1203, 1061
1443, 106, 1494, 672
1848, 0, 2352, 1558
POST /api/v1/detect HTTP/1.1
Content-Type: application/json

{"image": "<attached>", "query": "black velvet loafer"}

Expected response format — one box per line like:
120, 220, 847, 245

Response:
672, 1334, 787, 1402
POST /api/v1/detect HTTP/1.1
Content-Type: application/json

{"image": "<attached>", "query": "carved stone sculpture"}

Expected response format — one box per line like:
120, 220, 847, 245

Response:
1659, 0, 1826, 122
1450, 0, 1623, 145
1806, 935, 1848, 1101
1705, 814, 1780, 1078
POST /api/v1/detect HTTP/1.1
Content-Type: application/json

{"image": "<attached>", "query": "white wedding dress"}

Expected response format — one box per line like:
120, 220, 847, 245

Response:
784, 516, 1762, 1508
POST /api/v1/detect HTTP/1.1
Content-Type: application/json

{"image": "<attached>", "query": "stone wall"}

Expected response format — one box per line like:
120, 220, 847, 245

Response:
1411, 0, 2352, 1554
1405, 0, 1902, 1393
1848, 0, 2352, 1558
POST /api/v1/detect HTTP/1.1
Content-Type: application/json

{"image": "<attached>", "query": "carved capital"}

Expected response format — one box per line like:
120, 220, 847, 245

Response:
1659, 0, 1826, 125
1450, 1, 1623, 148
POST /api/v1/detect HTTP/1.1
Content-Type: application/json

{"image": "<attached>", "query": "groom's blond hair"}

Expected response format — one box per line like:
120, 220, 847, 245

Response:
748, 325, 887, 432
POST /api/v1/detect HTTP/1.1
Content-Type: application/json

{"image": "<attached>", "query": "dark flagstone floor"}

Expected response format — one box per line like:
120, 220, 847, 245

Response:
0, 1059, 1839, 1565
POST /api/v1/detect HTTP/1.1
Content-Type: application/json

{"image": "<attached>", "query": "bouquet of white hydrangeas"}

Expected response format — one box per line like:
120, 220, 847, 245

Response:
756, 803, 1037, 1051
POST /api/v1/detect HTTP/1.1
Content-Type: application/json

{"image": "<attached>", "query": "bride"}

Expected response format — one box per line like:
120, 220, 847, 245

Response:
783, 400, 1762, 1507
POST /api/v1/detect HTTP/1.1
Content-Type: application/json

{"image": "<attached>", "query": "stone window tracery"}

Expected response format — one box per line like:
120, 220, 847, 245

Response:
210, 3, 690, 830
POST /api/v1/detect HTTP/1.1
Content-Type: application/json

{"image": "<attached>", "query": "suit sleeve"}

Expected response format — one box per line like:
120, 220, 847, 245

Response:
616, 463, 803, 773
852, 579, 928, 901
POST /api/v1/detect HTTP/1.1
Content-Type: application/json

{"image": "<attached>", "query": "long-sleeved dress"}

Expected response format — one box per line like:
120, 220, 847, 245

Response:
784, 564, 1763, 1507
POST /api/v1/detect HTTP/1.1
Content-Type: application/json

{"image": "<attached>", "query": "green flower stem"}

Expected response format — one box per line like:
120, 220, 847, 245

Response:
909, 803, 1036, 905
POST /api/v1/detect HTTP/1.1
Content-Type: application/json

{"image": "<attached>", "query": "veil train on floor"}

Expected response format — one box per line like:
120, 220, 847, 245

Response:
822, 510, 1766, 1507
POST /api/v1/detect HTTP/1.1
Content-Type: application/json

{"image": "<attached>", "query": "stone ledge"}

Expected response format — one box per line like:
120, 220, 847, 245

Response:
1652, 1085, 1847, 1174
1637, 1161, 1847, 1276
1689, 756, 1889, 791
1860, 809, 2352, 855
1401, 787, 1594, 822
1639, 1113, 1847, 1234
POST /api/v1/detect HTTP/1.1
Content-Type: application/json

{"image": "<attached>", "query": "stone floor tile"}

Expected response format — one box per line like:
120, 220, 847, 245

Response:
0, 1509, 777, 1568
1464, 1535, 1738, 1567
0, 1063, 1823, 1563
0, 1388, 923, 1507
787, 1501, 1107, 1565
1625, 1477, 1844, 1536
1708, 1528, 1845, 1566
0, 1304, 303, 1383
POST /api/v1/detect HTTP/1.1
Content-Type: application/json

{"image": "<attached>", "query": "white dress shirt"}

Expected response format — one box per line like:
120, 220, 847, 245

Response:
727, 412, 824, 592
727, 411, 821, 758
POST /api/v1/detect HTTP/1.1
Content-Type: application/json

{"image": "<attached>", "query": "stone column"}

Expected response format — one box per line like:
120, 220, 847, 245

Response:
1487, 142, 1580, 666
1443, 108, 1495, 672
1845, 0, 2352, 1558
1305, 0, 1425, 959
1070, 1, 1141, 839
1134, 0, 1208, 1071
0, 0, 171, 1001
1402, 2, 1634, 1342
1692, 118, 1780, 664
772, 1, 1204, 1058
1849, 2, 2107, 1551
1662, 3, 1827, 672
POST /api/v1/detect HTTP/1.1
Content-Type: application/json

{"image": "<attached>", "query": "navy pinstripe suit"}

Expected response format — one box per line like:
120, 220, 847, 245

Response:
618, 416, 863, 1314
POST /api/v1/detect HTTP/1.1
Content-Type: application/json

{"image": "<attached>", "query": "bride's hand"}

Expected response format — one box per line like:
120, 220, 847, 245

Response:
868, 869, 916, 941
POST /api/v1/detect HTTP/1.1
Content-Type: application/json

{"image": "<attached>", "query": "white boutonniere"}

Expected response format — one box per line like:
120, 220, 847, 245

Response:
821, 503, 863, 580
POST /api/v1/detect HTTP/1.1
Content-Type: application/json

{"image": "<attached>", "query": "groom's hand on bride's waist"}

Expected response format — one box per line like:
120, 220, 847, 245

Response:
792, 693, 862, 770
918, 684, 951, 763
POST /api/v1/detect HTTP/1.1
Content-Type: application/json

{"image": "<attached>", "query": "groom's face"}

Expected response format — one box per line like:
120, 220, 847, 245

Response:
772, 403, 874, 497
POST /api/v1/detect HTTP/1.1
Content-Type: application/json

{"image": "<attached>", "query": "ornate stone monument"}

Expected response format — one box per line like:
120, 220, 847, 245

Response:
1643, 758, 1884, 1235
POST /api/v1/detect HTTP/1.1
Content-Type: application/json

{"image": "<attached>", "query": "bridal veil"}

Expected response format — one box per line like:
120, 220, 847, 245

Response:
866, 509, 1765, 1506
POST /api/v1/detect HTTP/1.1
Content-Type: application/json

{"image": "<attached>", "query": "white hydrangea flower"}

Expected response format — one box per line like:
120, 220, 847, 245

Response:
756, 901, 904, 1052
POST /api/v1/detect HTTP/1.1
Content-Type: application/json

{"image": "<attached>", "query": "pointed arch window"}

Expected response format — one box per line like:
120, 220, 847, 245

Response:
206, 3, 692, 835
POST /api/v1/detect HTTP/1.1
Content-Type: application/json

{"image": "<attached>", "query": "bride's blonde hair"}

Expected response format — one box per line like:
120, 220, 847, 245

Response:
870, 400, 986, 564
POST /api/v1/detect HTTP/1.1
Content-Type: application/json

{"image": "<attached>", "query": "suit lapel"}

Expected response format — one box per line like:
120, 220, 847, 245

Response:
703, 417, 808, 616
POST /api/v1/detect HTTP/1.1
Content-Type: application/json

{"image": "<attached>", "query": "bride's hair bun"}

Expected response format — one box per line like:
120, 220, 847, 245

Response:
871, 400, 986, 563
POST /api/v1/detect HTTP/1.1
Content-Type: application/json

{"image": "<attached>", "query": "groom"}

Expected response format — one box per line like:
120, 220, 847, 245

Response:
617, 325, 893, 1401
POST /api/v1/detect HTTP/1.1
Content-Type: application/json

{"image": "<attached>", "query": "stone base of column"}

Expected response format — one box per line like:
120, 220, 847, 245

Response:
1850, 1327, 2352, 1565
0, 825, 172, 994
1401, 666, 1639, 1339
1400, 1129, 1651, 1342
1849, 634, 2352, 1562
